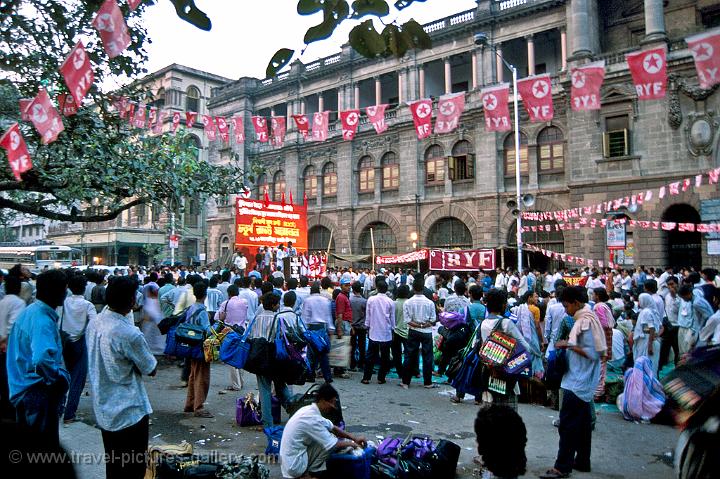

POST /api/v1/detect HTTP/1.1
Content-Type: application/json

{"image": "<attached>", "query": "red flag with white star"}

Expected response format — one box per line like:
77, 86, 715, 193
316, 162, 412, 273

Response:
59, 41, 94, 106
171, 111, 181, 133
186, 111, 197, 128
216, 116, 229, 143
409, 99, 433, 139
57, 93, 78, 117
202, 115, 216, 140
626, 47, 667, 100
517, 74, 553, 122
292, 114, 310, 138
133, 103, 146, 128
18, 99, 32, 121
231, 116, 245, 143
480, 84, 511, 132
434, 93, 465, 134
271, 117, 286, 146
28, 89, 64, 144
686, 29, 720, 89
252, 116, 269, 142
339, 109, 360, 140
312, 111, 329, 142
570, 61, 605, 111
365, 104, 388, 134
92, 0, 131, 59
0, 123, 32, 181
148, 107, 157, 128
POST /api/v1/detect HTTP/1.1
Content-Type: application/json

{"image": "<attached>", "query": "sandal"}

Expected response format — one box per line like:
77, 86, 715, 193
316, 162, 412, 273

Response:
539, 468, 571, 478
423, 384, 438, 389
360, 379, 370, 385
450, 396, 463, 404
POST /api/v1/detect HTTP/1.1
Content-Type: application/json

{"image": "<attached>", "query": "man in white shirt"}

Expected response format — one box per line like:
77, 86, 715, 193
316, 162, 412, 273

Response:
424, 272, 437, 293
86, 276, 157, 479
361, 280, 395, 384
234, 251, 248, 276
280, 384, 366, 478
657, 266, 674, 297
401, 274, 437, 389
0, 275, 26, 418
494, 268, 506, 290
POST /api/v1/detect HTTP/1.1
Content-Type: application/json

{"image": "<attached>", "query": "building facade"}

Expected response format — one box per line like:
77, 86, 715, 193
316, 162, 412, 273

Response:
203, 0, 720, 272
49, 64, 231, 266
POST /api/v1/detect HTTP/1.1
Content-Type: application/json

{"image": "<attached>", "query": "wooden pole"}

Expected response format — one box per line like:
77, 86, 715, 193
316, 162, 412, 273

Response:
370, 227, 376, 268
326, 229, 334, 267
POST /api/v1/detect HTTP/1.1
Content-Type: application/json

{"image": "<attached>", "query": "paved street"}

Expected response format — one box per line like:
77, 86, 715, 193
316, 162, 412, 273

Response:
63, 360, 678, 479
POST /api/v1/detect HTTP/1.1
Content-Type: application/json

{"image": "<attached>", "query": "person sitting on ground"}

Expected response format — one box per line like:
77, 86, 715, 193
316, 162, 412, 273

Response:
474, 404, 527, 479
280, 383, 367, 479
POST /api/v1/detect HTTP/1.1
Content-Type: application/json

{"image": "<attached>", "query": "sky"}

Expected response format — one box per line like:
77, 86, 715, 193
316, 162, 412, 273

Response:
141, 0, 479, 80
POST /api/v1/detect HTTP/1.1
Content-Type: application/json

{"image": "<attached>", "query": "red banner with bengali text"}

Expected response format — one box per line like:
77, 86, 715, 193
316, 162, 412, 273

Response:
235, 198, 308, 255
375, 249, 429, 265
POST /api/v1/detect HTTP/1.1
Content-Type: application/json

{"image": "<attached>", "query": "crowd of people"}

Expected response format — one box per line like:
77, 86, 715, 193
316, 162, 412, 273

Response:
0, 254, 719, 478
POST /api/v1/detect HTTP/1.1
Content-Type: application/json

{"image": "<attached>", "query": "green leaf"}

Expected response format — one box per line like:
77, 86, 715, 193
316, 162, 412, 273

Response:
297, 0, 324, 15
402, 18, 431, 49
266, 48, 295, 77
304, 1, 349, 44
382, 23, 409, 58
351, 0, 389, 19
394, 0, 426, 10
304, 18, 337, 44
349, 19, 386, 58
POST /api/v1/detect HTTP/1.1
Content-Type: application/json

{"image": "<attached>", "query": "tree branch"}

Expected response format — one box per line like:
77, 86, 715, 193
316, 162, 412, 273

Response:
0, 197, 144, 222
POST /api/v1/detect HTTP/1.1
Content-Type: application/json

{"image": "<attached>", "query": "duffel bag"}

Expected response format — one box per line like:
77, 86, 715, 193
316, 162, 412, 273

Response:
327, 446, 376, 479
155, 454, 220, 479
243, 337, 276, 375
426, 439, 460, 478
286, 384, 320, 418
158, 307, 189, 335
165, 326, 204, 360
219, 315, 258, 369
145, 442, 193, 479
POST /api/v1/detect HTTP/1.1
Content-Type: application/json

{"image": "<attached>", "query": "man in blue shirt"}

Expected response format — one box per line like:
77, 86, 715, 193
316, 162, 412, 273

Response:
7, 269, 69, 447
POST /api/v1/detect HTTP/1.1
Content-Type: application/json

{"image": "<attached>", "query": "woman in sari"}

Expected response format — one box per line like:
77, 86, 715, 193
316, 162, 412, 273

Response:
621, 356, 665, 422
592, 288, 615, 400
633, 293, 662, 376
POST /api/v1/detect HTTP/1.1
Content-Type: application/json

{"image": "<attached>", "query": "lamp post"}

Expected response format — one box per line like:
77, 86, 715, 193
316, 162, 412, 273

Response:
410, 231, 419, 272
475, 33, 523, 272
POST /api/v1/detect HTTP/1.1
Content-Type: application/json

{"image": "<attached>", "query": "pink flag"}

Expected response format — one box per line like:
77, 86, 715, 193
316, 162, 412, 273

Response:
232, 116, 245, 143
57, 94, 78, 117
0, 123, 32, 181
59, 41, 94, 106
216, 117, 230, 143
339, 110, 360, 140
409, 99, 433, 139
202, 115, 216, 140
434, 92, 465, 134
570, 61, 604, 111
133, 103, 146, 128
148, 107, 157, 128
252, 116, 269, 142
186, 111, 197, 128
152, 111, 165, 135
18, 99, 32, 121
92, 0, 131, 59
271, 117, 286, 146
517, 74, 553, 122
626, 47, 667, 100
686, 29, 720, 89
365, 104, 388, 134
312, 111, 329, 142
171, 112, 181, 133
28, 89, 64, 144
481, 84, 511, 132
292, 114, 310, 138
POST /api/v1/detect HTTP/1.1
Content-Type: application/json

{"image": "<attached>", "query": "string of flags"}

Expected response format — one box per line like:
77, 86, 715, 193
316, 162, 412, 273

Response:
522, 217, 720, 233
525, 243, 619, 269
521, 167, 720, 222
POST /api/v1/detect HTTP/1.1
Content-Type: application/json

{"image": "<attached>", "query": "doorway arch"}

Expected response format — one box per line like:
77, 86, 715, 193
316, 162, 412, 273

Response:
662, 204, 701, 271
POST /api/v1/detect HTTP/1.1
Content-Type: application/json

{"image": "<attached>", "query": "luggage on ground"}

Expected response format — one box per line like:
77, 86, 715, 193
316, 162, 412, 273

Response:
326, 446, 376, 479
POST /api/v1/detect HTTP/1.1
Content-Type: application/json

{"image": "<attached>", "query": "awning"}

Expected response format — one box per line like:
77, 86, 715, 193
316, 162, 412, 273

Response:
329, 252, 371, 263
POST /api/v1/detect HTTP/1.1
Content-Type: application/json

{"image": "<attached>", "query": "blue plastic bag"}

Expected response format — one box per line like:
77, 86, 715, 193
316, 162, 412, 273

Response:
263, 425, 284, 455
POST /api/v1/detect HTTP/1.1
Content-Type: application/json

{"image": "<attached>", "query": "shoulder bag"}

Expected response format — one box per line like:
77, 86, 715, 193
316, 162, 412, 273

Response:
219, 315, 257, 369
175, 307, 206, 347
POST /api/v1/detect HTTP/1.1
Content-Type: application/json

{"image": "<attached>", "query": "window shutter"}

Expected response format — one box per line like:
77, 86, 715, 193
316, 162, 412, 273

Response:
602, 132, 610, 158
448, 156, 456, 180
467, 154, 475, 179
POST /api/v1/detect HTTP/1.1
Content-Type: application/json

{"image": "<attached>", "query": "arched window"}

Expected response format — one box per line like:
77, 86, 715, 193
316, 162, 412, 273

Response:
425, 144, 445, 184
449, 140, 474, 181
538, 126, 564, 173
323, 162, 337, 197
255, 174, 268, 199
309, 225, 334, 251
381, 152, 399, 190
154, 88, 166, 110
359, 222, 397, 255
358, 156, 374, 193
184, 134, 202, 159
504, 132, 528, 177
427, 217, 473, 249
220, 236, 230, 259
273, 171, 286, 202
185, 86, 200, 113
304, 166, 317, 199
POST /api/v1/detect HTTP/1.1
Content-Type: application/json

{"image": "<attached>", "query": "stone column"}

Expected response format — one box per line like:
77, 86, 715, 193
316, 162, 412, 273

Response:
286, 102, 292, 130
560, 28, 568, 71
337, 87, 344, 111
270, 106, 276, 117
643, 0, 667, 43
375, 76, 382, 105
444, 57, 452, 94
300, 99, 305, 115
570, 0, 592, 59
471, 50, 478, 89
496, 46, 504, 83
318, 94, 324, 112
354, 84, 360, 109
398, 69, 405, 104
315, 174, 323, 208
419, 65, 426, 98
526, 35, 535, 76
